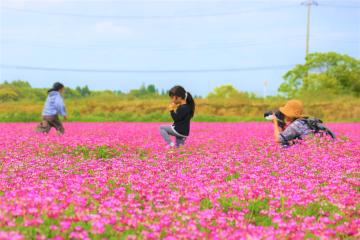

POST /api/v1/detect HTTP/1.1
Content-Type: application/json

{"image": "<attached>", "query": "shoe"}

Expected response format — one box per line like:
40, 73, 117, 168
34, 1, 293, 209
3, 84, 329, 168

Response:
166, 142, 175, 149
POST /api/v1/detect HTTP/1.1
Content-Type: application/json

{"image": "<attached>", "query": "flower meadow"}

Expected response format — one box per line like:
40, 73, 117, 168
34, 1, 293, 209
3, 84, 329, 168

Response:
0, 122, 359, 240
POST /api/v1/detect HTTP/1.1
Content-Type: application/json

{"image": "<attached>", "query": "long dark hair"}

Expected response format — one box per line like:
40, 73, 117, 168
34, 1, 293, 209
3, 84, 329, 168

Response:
169, 85, 195, 118
48, 82, 64, 93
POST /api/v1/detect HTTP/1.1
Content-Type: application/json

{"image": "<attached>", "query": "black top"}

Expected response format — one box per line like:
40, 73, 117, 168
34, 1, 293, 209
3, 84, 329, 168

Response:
170, 104, 192, 136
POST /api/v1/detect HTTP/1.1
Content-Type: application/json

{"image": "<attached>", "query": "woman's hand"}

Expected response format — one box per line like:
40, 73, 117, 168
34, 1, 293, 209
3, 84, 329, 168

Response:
272, 114, 278, 124
167, 102, 178, 112
272, 114, 281, 143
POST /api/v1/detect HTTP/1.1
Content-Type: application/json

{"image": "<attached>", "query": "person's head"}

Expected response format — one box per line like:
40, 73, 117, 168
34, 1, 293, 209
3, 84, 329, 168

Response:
168, 85, 195, 118
279, 99, 304, 123
48, 82, 65, 94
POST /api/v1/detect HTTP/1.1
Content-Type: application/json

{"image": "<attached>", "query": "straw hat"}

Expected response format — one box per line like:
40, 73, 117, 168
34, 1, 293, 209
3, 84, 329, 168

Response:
279, 99, 305, 118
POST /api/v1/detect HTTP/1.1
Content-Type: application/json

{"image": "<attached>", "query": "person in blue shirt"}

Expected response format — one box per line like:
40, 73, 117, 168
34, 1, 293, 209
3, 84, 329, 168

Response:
273, 99, 312, 146
36, 82, 67, 134
160, 86, 195, 148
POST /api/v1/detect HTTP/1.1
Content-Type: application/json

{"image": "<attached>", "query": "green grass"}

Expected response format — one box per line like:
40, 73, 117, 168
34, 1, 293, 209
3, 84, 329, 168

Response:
0, 112, 40, 122
1, 213, 148, 240
0, 112, 265, 122
292, 200, 341, 219
304, 231, 320, 240
218, 196, 241, 213
65, 145, 124, 160
1, 111, 359, 122
225, 172, 241, 182
200, 198, 213, 210
244, 198, 276, 227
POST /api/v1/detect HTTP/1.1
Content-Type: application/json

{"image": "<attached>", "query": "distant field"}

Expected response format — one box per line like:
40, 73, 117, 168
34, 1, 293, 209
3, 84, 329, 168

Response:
0, 96, 359, 122
0, 122, 359, 239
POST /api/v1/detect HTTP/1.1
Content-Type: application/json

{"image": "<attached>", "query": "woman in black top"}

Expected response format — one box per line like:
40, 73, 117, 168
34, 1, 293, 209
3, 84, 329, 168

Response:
160, 86, 195, 147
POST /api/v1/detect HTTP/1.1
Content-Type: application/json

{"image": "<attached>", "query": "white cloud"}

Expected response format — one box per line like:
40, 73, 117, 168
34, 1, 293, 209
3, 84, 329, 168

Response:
95, 21, 134, 37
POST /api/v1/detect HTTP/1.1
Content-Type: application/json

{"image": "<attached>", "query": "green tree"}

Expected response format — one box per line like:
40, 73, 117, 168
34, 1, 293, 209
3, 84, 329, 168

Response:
75, 86, 82, 95
0, 80, 31, 101
129, 84, 159, 97
81, 85, 91, 96
146, 84, 157, 94
83, 86, 92, 96
207, 84, 254, 99
114, 90, 123, 95
207, 84, 239, 98
64, 87, 81, 98
30, 88, 47, 101
7, 80, 31, 88
279, 52, 360, 97
0, 87, 19, 101
75, 85, 91, 97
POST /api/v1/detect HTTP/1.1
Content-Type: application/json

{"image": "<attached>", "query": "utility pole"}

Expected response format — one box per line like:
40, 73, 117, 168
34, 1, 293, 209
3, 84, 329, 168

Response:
301, 0, 318, 57
263, 80, 268, 98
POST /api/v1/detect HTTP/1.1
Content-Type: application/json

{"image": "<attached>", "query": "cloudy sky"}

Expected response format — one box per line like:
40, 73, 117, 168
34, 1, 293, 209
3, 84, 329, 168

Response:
0, 0, 359, 96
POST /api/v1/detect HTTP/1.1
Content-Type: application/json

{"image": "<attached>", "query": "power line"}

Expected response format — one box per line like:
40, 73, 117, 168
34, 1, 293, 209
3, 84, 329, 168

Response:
1, 5, 296, 19
0, 64, 295, 73
320, 3, 360, 8
2, 37, 357, 51
1, 2, 358, 21
0, 36, 307, 51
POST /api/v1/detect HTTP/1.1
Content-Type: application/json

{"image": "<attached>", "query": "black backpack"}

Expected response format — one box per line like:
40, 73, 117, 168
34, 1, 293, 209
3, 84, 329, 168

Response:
302, 117, 336, 139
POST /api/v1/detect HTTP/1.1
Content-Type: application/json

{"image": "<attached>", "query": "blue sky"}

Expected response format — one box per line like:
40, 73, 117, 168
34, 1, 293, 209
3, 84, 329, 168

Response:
0, 0, 359, 96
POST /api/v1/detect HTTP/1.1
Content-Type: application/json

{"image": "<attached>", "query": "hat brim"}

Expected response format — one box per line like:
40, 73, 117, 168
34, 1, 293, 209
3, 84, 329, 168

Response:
279, 107, 304, 118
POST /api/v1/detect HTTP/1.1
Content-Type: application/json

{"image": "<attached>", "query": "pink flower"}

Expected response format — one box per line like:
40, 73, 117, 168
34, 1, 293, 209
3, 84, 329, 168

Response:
91, 221, 105, 234
60, 220, 72, 231
50, 225, 58, 231
0, 122, 358, 239
49, 236, 64, 240
0, 231, 24, 240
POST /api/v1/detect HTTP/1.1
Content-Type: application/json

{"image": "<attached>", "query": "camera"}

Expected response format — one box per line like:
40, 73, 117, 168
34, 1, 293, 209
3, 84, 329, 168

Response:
264, 110, 286, 129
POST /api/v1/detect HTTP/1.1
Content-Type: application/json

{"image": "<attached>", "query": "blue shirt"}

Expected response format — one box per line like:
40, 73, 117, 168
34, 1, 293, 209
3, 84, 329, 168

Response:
279, 119, 312, 145
42, 91, 67, 116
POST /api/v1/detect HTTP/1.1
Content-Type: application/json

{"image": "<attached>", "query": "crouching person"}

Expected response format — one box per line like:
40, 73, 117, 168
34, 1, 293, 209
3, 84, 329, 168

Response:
273, 99, 335, 146
36, 82, 67, 135
160, 86, 195, 148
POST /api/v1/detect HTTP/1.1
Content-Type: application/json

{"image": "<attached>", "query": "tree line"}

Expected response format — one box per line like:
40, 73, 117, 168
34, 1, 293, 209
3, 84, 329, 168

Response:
0, 52, 359, 102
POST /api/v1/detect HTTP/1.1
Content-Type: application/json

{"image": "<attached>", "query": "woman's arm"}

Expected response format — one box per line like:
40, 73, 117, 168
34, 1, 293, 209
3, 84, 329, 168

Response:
170, 105, 189, 122
273, 116, 281, 143
56, 95, 67, 117
276, 120, 303, 145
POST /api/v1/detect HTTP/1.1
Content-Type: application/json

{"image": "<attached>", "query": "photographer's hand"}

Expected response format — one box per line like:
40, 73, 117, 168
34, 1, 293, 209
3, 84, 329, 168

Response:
272, 114, 281, 143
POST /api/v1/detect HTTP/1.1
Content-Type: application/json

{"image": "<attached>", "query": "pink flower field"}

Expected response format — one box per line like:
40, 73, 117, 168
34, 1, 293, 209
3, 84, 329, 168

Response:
0, 122, 359, 239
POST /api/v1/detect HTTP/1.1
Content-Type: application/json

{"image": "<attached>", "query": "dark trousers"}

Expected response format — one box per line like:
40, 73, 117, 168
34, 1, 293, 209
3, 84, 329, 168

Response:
36, 115, 65, 134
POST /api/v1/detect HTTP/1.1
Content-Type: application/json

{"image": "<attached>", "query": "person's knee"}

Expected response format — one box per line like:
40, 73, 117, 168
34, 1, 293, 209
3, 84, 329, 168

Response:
159, 125, 168, 133
159, 127, 167, 136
